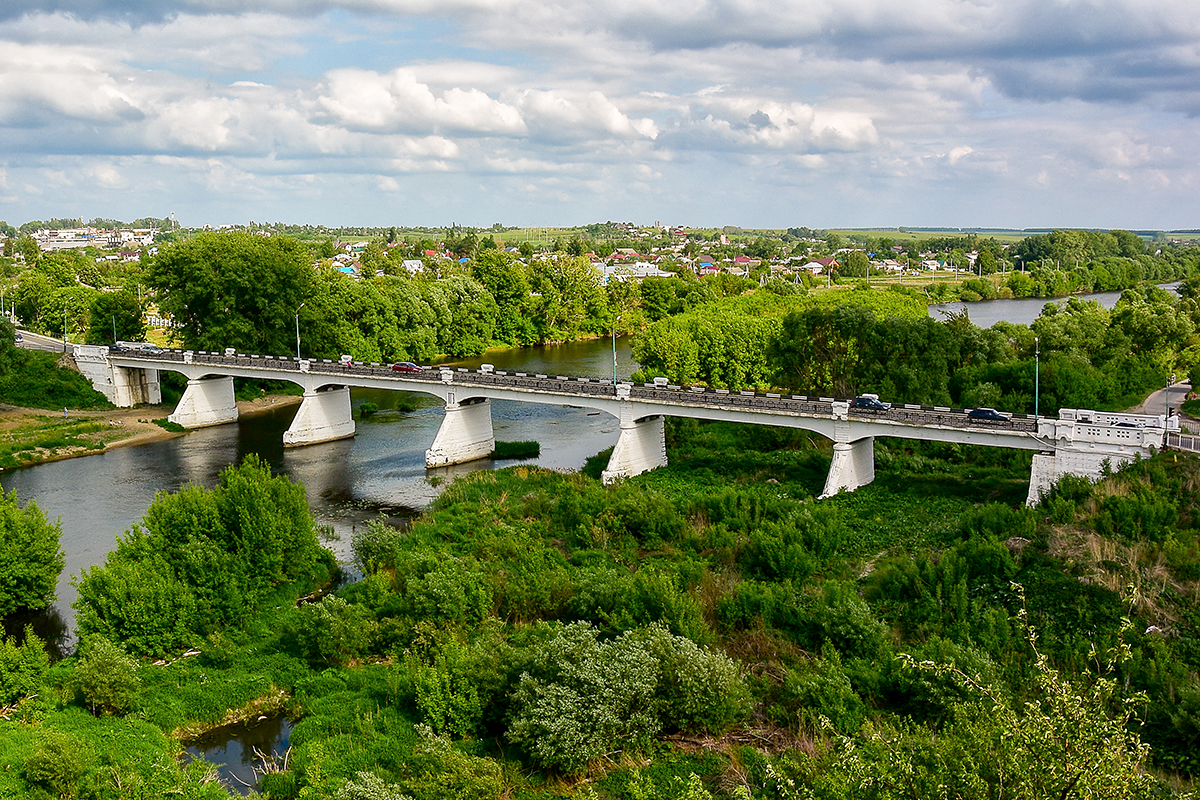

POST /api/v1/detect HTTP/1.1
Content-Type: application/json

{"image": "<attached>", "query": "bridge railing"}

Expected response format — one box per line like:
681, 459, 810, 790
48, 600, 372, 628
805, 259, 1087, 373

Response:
1167, 432, 1200, 453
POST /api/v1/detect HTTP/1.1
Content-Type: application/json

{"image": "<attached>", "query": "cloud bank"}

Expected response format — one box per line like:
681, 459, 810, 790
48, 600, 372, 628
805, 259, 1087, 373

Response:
0, 0, 1197, 226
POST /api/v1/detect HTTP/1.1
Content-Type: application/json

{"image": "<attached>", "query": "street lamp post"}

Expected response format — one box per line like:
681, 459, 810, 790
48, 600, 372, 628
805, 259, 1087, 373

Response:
1034, 336, 1040, 420
295, 302, 306, 358
612, 321, 618, 385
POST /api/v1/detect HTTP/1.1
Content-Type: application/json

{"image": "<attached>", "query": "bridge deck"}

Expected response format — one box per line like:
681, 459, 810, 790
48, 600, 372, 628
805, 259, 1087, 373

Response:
107, 348, 1044, 443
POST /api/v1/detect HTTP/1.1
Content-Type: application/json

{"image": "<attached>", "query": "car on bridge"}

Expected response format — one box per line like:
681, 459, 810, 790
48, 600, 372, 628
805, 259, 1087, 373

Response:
850, 393, 891, 411
391, 362, 423, 373
967, 407, 1010, 422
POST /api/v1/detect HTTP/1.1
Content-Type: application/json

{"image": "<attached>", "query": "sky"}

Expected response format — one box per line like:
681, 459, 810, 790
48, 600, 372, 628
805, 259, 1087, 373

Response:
0, 0, 1198, 230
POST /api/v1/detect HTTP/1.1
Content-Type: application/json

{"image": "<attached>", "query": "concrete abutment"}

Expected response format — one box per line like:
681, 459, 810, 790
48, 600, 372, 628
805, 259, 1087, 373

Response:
602, 409, 668, 484
820, 437, 876, 498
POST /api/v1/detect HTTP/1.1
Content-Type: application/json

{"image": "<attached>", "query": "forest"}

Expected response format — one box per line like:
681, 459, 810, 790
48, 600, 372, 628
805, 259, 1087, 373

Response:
636, 280, 1200, 417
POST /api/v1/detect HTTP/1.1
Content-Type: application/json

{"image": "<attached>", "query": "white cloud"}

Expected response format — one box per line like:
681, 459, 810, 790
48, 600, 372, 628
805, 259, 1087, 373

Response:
317, 68, 525, 135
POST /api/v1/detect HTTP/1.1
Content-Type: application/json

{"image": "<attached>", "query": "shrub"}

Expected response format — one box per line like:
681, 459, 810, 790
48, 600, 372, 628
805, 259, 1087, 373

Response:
23, 728, 91, 798
337, 771, 413, 800
400, 725, 504, 800
294, 594, 376, 667
405, 636, 483, 738
781, 651, 866, 735
0, 627, 50, 708
75, 635, 140, 716
506, 622, 750, 772
352, 520, 409, 575
0, 490, 64, 615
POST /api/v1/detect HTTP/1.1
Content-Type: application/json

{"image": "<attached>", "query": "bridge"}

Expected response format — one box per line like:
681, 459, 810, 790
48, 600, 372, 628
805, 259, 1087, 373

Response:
72, 344, 1180, 506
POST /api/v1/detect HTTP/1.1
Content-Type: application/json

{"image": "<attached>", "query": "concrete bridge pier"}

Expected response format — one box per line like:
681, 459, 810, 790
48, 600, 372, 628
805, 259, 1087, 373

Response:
602, 405, 668, 484
821, 438, 876, 498
426, 398, 495, 467
169, 376, 239, 428
283, 386, 355, 447
820, 401, 876, 498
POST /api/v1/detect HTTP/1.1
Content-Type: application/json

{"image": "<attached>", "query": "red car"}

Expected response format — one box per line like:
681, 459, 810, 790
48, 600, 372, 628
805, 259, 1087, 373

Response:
391, 362, 422, 373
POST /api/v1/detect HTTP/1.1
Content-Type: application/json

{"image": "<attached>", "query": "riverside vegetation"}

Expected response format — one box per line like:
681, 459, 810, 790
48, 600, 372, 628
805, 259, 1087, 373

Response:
2, 425, 1200, 797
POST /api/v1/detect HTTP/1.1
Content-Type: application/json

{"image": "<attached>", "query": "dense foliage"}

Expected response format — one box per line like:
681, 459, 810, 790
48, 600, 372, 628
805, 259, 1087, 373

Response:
0, 489, 64, 616
635, 281, 1200, 416
632, 286, 927, 389
73, 455, 333, 657
0, 317, 112, 410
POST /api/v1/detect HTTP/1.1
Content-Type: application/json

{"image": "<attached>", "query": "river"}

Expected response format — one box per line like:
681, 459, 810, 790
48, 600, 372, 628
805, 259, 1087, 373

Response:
1, 336, 640, 648
928, 283, 1179, 327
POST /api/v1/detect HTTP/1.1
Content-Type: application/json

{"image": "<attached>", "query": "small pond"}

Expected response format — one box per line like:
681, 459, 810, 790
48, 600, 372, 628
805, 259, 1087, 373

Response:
184, 715, 295, 796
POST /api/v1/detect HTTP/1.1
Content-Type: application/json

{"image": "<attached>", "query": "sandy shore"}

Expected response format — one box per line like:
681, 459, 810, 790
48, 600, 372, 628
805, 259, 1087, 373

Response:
0, 393, 303, 471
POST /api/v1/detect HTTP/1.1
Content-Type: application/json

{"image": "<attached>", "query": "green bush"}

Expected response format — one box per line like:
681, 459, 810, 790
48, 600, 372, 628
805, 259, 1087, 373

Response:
74, 455, 328, 656
294, 595, 377, 667
780, 651, 866, 735
352, 520, 410, 575
337, 770, 412, 800
0, 490, 65, 615
404, 636, 483, 738
23, 728, 91, 798
75, 635, 140, 716
0, 628, 49, 708
506, 622, 749, 772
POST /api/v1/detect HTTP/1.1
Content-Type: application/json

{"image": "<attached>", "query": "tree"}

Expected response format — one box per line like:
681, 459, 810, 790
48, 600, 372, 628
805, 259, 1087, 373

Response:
148, 231, 315, 355
87, 290, 145, 344
0, 628, 49, 708
0, 490, 64, 615
842, 251, 871, 278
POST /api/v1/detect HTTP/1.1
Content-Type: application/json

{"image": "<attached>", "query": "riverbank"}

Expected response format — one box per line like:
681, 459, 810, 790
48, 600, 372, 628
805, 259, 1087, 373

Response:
0, 393, 303, 472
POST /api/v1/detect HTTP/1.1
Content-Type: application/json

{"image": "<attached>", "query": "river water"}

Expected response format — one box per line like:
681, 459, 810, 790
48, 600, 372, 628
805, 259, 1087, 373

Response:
928, 283, 1180, 327
1, 336, 639, 645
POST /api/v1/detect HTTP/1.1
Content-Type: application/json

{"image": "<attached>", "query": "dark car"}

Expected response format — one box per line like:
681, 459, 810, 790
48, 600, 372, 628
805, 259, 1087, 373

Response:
1113, 421, 1145, 429
967, 407, 1010, 422
850, 393, 891, 411
391, 361, 422, 373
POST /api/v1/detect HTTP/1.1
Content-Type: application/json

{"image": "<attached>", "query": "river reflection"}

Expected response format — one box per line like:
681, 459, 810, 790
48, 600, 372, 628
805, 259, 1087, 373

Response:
1, 338, 637, 649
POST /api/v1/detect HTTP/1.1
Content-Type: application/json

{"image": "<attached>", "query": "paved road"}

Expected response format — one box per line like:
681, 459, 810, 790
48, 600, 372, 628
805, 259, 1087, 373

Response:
15, 329, 68, 353
1128, 382, 1190, 416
